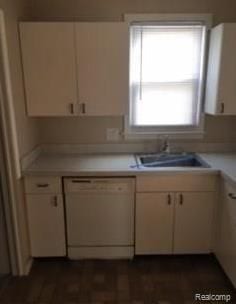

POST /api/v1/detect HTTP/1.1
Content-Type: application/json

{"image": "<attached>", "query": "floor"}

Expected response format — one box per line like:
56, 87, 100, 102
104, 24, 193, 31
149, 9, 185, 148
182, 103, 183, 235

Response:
0, 255, 235, 304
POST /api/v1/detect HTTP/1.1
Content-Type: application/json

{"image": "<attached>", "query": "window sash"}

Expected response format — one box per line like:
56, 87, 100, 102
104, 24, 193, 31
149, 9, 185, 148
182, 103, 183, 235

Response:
131, 80, 199, 126
129, 22, 206, 130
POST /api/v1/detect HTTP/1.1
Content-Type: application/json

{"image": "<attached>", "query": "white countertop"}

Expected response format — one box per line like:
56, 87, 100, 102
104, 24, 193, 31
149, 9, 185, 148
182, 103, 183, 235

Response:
23, 153, 218, 177
23, 154, 137, 175
199, 153, 236, 186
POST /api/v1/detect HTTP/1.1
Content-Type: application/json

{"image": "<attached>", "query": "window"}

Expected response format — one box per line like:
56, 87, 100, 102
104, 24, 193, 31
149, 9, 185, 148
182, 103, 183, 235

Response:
127, 18, 208, 137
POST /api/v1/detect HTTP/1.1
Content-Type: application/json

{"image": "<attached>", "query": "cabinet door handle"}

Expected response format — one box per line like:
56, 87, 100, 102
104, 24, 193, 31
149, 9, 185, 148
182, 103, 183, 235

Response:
179, 193, 183, 205
81, 103, 86, 114
220, 102, 224, 114
51, 196, 58, 207
167, 194, 171, 205
228, 193, 236, 200
69, 103, 74, 114
36, 183, 49, 188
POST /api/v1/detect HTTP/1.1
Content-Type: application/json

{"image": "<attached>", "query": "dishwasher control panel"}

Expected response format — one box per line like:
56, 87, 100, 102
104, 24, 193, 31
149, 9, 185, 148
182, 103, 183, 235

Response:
64, 178, 135, 193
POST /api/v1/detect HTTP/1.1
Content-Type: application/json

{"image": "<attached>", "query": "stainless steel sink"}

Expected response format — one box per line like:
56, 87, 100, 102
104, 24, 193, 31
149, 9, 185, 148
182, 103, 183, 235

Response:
136, 153, 210, 168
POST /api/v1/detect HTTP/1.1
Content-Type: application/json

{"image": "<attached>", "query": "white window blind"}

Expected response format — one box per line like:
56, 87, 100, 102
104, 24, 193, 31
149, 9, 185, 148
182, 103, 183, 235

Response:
130, 23, 206, 128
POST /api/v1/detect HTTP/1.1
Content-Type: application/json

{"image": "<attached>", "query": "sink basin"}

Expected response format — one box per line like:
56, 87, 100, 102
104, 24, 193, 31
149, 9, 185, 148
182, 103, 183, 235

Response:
136, 153, 210, 168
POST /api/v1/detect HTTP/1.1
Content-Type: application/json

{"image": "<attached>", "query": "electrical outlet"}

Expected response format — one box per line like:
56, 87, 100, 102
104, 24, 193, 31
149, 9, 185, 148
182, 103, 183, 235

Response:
106, 128, 121, 141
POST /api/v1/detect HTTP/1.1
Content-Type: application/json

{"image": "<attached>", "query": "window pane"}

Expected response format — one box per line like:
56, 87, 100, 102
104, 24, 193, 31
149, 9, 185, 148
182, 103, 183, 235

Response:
130, 24, 205, 127
134, 82, 197, 125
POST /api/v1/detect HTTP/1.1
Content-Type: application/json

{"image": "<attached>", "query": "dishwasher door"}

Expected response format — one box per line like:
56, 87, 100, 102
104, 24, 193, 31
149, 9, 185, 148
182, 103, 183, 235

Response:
64, 178, 135, 259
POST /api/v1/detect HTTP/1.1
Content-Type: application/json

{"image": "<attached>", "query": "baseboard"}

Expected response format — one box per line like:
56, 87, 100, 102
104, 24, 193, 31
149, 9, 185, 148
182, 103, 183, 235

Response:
68, 246, 134, 259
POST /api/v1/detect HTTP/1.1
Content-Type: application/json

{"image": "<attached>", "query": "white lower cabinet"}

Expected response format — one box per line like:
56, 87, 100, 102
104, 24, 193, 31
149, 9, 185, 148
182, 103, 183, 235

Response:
135, 175, 216, 255
174, 192, 214, 254
25, 177, 66, 257
215, 181, 236, 287
136, 193, 174, 254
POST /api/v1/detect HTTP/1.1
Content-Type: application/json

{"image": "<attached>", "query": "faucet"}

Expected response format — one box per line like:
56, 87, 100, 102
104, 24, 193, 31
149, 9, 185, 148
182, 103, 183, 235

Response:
160, 135, 170, 154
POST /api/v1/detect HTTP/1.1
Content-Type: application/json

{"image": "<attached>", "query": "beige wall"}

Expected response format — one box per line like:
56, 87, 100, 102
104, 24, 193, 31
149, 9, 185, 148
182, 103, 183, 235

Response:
0, 0, 38, 158
26, 0, 236, 147
36, 115, 236, 145
28, 0, 236, 24
0, 0, 38, 274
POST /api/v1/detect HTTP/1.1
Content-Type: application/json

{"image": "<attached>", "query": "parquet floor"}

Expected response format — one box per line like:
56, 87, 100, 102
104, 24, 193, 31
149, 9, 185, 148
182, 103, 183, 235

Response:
0, 255, 235, 304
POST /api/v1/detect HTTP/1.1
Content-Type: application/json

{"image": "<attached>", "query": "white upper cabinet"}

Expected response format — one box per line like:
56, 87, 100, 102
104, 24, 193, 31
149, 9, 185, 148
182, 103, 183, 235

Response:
20, 22, 128, 117
205, 23, 236, 115
20, 22, 78, 116
75, 22, 128, 116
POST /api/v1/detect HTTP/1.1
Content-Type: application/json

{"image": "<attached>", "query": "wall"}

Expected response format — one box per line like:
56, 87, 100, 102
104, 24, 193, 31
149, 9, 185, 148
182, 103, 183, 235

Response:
28, 0, 236, 23
0, 0, 38, 274
28, 0, 236, 148
36, 115, 236, 147
0, 0, 38, 158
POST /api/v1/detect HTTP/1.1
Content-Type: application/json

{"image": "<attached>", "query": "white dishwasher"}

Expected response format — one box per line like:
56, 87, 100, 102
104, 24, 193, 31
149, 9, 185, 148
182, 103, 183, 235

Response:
64, 177, 135, 259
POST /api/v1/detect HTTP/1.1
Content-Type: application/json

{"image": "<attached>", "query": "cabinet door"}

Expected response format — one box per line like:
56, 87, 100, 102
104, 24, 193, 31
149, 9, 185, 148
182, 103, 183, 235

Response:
75, 22, 128, 115
174, 192, 214, 254
217, 24, 236, 114
215, 182, 236, 287
135, 193, 174, 254
205, 23, 236, 115
26, 194, 66, 257
20, 22, 78, 116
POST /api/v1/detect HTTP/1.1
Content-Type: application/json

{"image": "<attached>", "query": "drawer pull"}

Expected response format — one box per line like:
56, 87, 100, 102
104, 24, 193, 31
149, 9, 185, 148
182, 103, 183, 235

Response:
228, 193, 236, 200
36, 183, 49, 188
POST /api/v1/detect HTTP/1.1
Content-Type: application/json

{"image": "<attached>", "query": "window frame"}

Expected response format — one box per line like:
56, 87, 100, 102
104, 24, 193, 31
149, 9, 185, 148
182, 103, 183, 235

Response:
124, 14, 212, 139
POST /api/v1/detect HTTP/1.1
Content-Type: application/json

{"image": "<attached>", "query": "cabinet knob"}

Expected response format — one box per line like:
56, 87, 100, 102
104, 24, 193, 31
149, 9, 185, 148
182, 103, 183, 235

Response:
228, 193, 236, 200
179, 193, 183, 205
167, 194, 171, 205
51, 196, 58, 207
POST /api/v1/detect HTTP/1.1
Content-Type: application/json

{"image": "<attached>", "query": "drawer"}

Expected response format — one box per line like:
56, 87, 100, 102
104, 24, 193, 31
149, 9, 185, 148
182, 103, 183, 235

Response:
24, 176, 62, 194
136, 174, 217, 192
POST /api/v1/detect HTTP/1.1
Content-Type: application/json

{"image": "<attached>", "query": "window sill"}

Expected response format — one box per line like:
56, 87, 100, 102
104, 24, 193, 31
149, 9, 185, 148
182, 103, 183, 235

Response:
124, 131, 205, 140
124, 115, 205, 140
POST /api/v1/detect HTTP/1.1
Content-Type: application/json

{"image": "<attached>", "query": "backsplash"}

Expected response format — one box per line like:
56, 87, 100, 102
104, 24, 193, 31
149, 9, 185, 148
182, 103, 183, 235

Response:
36, 115, 236, 147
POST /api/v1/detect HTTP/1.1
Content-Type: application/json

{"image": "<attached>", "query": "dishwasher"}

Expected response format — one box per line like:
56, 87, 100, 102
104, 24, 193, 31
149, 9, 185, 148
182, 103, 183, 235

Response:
64, 177, 135, 259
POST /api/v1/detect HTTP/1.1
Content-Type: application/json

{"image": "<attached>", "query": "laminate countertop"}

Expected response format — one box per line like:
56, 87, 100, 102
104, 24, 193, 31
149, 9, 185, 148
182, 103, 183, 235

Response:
199, 153, 236, 186
22, 153, 220, 177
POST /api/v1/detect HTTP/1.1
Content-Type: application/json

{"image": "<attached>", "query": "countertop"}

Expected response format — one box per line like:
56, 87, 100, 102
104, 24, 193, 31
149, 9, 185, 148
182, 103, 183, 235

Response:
199, 153, 236, 186
23, 153, 219, 177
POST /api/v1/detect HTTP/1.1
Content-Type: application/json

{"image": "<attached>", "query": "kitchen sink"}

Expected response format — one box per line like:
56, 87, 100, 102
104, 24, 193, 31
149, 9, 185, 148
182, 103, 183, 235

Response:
136, 153, 210, 168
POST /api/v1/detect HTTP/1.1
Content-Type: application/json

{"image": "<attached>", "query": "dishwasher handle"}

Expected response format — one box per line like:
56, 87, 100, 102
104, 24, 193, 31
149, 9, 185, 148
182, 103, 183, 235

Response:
71, 180, 92, 183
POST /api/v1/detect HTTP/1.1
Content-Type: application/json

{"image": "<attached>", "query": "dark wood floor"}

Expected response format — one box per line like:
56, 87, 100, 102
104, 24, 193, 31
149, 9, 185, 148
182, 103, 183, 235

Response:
0, 255, 235, 304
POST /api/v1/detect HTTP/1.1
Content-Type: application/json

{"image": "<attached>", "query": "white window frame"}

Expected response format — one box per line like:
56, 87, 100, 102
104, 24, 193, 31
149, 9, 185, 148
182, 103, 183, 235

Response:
124, 14, 212, 139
